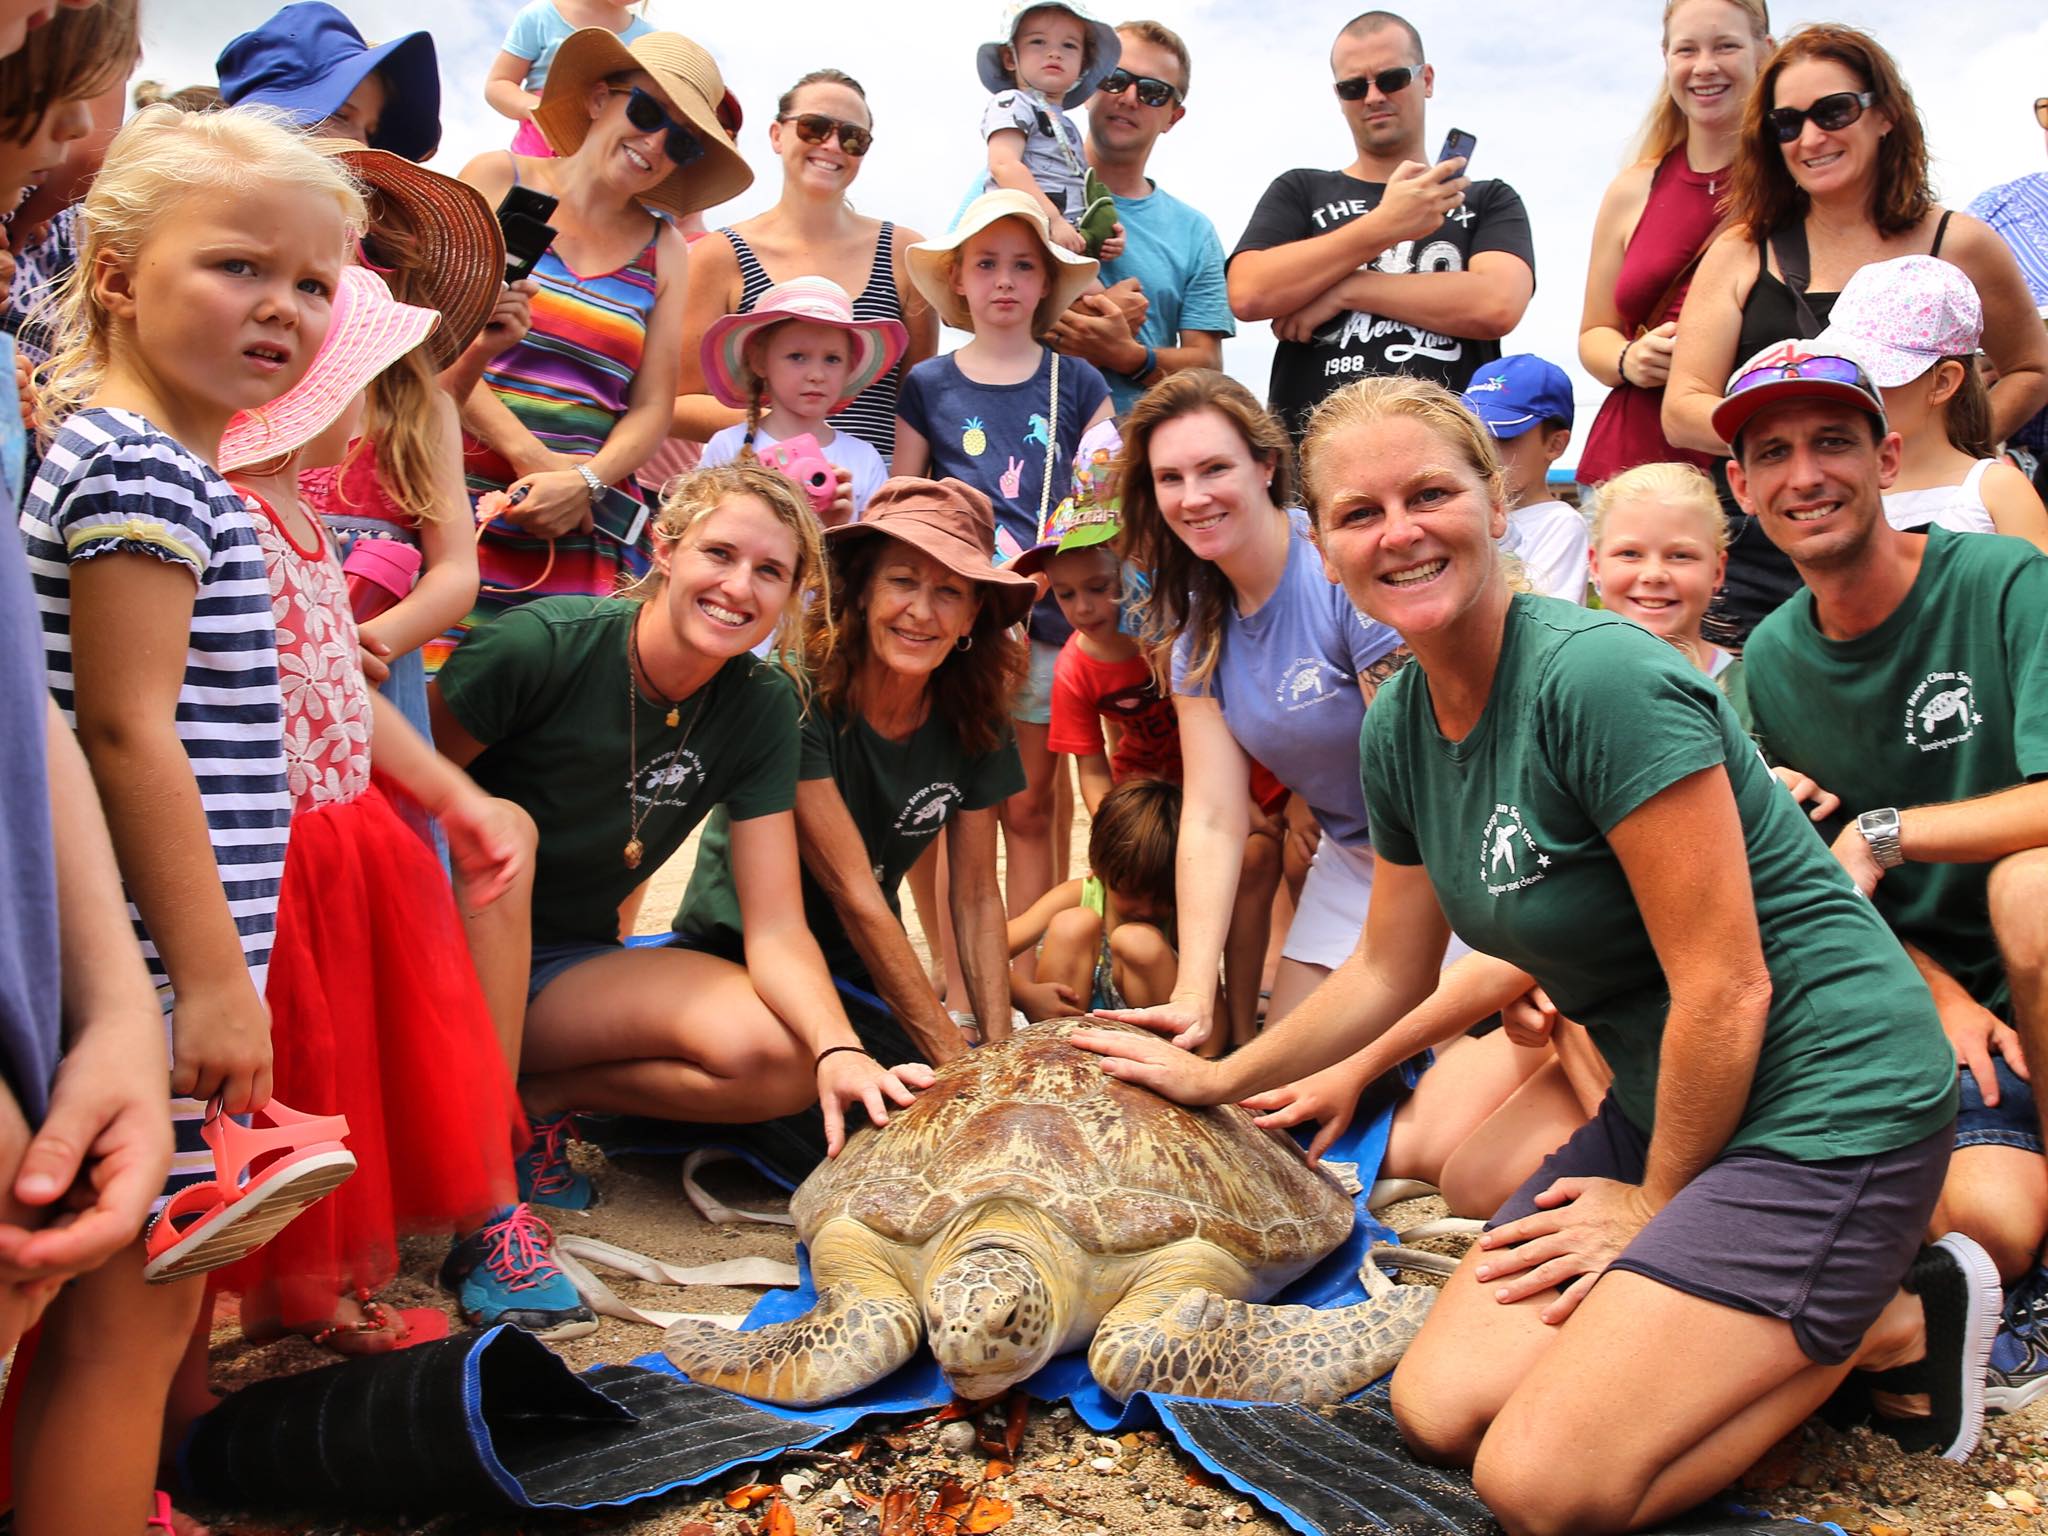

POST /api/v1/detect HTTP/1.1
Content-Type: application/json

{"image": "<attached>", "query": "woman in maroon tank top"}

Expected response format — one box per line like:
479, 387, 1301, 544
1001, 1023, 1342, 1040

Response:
1575, 0, 1770, 488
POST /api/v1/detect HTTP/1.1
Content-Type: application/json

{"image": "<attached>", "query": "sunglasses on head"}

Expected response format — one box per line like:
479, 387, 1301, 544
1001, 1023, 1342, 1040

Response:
620, 86, 704, 167
1765, 89, 1875, 143
1099, 67, 1181, 108
1334, 67, 1414, 102
777, 112, 873, 158
1728, 353, 1877, 399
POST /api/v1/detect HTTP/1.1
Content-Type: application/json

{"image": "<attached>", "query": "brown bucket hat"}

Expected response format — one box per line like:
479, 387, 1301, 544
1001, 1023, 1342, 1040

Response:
826, 478, 1043, 628
531, 29, 752, 219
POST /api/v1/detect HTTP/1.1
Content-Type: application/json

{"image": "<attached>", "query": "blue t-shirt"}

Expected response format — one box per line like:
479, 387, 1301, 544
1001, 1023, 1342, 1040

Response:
1171, 510, 1402, 845
503, 2, 656, 91
897, 347, 1111, 645
1098, 182, 1236, 414
0, 338, 57, 1126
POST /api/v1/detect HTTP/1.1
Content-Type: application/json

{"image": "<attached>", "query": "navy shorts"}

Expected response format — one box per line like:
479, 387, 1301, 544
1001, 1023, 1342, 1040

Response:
527, 937, 624, 1003
1489, 1095, 1953, 1365
1955, 1058, 2042, 1155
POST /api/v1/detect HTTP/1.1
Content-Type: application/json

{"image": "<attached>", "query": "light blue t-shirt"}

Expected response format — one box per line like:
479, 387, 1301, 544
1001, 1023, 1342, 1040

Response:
1099, 182, 1236, 414
702, 422, 890, 518
503, 2, 657, 92
1171, 511, 1402, 846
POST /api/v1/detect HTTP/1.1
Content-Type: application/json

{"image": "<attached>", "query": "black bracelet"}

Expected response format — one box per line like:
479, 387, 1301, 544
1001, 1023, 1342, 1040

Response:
1617, 339, 1634, 388
815, 1044, 873, 1068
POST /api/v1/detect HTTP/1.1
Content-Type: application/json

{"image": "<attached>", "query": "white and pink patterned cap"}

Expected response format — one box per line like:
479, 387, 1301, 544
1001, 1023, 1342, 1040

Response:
1814, 255, 1983, 388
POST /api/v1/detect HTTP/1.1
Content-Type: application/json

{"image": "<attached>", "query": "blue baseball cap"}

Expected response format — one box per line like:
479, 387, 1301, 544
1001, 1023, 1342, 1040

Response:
1460, 354, 1575, 439
217, 3, 441, 164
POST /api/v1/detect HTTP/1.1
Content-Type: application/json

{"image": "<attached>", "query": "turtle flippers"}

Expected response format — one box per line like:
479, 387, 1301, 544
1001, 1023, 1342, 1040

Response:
1089, 1249, 1436, 1404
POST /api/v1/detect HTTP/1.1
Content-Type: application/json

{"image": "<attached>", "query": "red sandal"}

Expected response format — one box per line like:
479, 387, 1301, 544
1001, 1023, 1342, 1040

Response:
143, 1099, 357, 1284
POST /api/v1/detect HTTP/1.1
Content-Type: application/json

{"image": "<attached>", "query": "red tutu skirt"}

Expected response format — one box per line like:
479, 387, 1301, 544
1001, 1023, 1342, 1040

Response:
217, 780, 522, 1328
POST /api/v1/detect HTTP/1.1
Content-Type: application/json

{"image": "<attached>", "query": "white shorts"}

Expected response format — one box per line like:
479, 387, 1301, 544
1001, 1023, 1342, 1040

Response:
1279, 833, 1469, 972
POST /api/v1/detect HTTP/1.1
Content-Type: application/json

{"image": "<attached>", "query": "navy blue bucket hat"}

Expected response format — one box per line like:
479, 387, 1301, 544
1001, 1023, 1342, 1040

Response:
216, 3, 441, 163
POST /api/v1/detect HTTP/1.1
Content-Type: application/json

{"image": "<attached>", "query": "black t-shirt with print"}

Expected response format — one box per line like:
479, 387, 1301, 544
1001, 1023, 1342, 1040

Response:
1231, 168, 1535, 439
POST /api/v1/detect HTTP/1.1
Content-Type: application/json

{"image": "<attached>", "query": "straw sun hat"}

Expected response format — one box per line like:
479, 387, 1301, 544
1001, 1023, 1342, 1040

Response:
332, 147, 503, 371
906, 188, 1099, 334
699, 277, 910, 413
532, 29, 752, 219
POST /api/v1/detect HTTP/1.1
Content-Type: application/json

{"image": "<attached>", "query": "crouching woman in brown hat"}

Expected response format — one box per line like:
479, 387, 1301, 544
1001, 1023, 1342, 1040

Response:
674, 478, 1035, 1102
430, 463, 931, 1209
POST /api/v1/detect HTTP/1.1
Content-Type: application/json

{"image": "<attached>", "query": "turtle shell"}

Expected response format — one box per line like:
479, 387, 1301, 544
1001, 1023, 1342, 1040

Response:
792, 1021, 1355, 1272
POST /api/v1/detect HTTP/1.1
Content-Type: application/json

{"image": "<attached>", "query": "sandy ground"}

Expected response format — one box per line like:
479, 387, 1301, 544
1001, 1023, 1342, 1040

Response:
182, 818, 2048, 1536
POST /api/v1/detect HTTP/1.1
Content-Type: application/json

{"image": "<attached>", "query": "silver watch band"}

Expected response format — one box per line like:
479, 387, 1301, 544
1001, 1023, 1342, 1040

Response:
575, 464, 605, 502
1857, 807, 1904, 869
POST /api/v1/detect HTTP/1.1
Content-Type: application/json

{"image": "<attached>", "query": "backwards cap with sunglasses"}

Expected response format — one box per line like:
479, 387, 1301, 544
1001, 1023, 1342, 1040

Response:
978, 1, 1123, 110
1709, 343, 1889, 452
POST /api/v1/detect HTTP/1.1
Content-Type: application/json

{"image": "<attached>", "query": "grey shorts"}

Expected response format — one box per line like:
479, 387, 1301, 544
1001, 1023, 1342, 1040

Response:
1012, 637, 1062, 727
1489, 1095, 1953, 1365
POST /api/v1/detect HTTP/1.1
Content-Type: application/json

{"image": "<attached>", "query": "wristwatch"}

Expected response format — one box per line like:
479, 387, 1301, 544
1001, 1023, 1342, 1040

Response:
1856, 807, 1905, 869
574, 463, 606, 503
1122, 343, 1158, 384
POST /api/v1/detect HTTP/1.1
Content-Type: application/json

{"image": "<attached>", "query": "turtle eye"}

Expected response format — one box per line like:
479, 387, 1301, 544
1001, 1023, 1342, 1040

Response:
997, 1303, 1019, 1328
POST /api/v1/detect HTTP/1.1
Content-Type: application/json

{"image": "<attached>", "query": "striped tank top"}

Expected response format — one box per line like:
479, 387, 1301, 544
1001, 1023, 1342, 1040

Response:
452, 217, 661, 671
725, 222, 905, 460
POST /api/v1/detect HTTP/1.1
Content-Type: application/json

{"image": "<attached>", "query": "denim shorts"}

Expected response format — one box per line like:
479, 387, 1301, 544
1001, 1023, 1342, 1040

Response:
1955, 1057, 2043, 1154
1012, 637, 1061, 727
527, 937, 625, 1003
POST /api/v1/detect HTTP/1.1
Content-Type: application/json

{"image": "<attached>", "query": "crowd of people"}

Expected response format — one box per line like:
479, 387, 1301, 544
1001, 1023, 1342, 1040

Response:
0, 1, 2044, 1533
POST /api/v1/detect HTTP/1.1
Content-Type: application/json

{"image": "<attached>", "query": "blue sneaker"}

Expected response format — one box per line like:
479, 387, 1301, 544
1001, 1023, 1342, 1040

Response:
441, 1204, 596, 1341
515, 1111, 598, 1210
1988, 1263, 2048, 1414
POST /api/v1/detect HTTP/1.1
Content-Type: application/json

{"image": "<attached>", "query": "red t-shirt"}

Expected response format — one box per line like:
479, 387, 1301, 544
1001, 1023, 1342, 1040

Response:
1048, 638, 1182, 783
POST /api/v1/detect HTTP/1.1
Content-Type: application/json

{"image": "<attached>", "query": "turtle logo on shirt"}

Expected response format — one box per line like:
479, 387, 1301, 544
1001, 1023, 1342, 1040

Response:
632, 747, 704, 805
1903, 671, 1981, 752
1276, 657, 1342, 711
1480, 803, 1550, 896
894, 782, 965, 838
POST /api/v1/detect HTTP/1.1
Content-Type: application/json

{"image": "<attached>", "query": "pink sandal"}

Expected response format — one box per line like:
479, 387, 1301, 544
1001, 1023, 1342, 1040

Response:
143, 1099, 357, 1283
147, 1491, 176, 1532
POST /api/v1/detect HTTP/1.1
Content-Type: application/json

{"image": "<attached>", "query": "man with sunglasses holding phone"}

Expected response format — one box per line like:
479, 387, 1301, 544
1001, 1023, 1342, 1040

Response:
1045, 20, 1234, 414
1968, 95, 2048, 501
1228, 9, 1533, 441
1729, 346, 2048, 1419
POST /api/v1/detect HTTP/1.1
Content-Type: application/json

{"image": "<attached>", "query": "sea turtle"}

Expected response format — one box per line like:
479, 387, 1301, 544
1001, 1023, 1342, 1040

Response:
663, 1020, 1435, 1407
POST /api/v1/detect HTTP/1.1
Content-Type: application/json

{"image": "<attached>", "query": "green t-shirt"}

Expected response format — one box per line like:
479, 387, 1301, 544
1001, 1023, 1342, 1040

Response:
436, 597, 800, 946
1360, 595, 1955, 1163
674, 687, 1025, 979
1744, 528, 2048, 1017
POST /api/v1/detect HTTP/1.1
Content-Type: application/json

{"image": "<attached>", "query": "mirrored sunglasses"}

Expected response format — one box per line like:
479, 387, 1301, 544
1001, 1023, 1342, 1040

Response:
778, 112, 873, 158
1099, 68, 1181, 108
1727, 353, 1876, 399
622, 86, 705, 168
1765, 89, 1876, 143
1333, 67, 1414, 102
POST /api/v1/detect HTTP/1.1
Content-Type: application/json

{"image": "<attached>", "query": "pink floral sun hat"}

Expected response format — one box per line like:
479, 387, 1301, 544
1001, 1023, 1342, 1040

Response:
219, 264, 440, 471
1813, 255, 1983, 388
699, 276, 910, 413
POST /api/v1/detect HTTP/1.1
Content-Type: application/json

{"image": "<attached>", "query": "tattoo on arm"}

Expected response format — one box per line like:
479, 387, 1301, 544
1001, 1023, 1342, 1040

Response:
1359, 646, 1413, 701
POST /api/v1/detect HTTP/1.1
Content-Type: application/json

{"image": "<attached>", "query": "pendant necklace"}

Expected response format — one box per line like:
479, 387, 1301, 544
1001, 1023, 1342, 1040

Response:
623, 615, 704, 869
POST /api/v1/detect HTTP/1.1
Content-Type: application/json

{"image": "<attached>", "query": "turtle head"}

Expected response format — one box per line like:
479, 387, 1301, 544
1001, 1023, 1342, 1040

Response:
924, 1245, 1059, 1400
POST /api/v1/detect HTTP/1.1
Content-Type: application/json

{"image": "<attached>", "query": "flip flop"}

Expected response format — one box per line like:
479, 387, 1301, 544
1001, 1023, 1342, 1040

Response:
144, 1099, 357, 1284
146, 1491, 176, 1533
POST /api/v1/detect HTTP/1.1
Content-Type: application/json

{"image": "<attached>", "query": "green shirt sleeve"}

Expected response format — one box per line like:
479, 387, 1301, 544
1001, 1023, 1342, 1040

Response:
798, 697, 837, 783
724, 662, 803, 822
962, 731, 1026, 812
2003, 550, 2048, 780
1540, 622, 1727, 835
1359, 671, 1422, 865
434, 605, 559, 750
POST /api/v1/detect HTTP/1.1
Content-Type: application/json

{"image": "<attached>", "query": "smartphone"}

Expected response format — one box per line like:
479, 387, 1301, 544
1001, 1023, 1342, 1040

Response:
497, 185, 560, 284
1437, 128, 1477, 171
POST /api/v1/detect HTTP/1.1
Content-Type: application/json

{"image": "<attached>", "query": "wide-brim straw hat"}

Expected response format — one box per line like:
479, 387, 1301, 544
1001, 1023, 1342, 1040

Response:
906, 189, 1099, 333
218, 264, 440, 471
700, 276, 910, 412
331, 147, 503, 372
826, 477, 1043, 629
532, 29, 752, 219
976, 1, 1123, 110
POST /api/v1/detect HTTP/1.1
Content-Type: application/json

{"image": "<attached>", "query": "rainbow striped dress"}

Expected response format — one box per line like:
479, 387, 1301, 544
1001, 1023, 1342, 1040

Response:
441, 228, 660, 673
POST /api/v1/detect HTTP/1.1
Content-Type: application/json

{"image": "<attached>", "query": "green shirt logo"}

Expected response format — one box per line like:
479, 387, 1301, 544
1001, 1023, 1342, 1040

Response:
1480, 803, 1550, 896
1903, 671, 1981, 752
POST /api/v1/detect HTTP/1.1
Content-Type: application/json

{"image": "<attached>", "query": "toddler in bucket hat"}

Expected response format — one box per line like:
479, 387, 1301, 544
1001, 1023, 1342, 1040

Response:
976, 1, 1123, 256
698, 277, 910, 521
217, 3, 441, 162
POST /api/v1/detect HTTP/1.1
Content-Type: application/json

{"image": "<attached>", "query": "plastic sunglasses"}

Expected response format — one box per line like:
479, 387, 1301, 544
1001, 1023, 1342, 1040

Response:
622, 86, 704, 168
1765, 89, 1876, 143
1727, 354, 1876, 399
778, 112, 873, 158
1099, 68, 1181, 107
1333, 67, 1414, 102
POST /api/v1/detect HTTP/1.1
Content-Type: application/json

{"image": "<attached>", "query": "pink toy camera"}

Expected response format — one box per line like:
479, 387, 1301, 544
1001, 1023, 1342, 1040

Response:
760, 434, 837, 517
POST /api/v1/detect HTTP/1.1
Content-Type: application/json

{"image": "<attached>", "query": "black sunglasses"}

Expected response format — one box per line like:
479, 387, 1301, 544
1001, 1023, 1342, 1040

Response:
621, 86, 704, 167
1099, 67, 1181, 108
1765, 89, 1876, 143
777, 112, 873, 158
1333, 67, 1414, 102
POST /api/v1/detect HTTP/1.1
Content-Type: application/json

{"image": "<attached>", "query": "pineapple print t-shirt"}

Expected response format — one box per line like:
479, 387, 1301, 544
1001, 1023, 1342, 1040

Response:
897, 348, 1110, 645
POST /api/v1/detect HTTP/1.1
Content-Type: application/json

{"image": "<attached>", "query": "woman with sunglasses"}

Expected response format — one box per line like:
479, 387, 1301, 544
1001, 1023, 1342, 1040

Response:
1662, 22, 2048, 644
674, 69, 938, 462
1574, 0, 1771, 488
452, 29, 750, 640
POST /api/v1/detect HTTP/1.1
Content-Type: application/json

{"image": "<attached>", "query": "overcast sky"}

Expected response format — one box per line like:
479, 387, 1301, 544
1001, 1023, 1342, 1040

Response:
141, 1, 2047, 442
